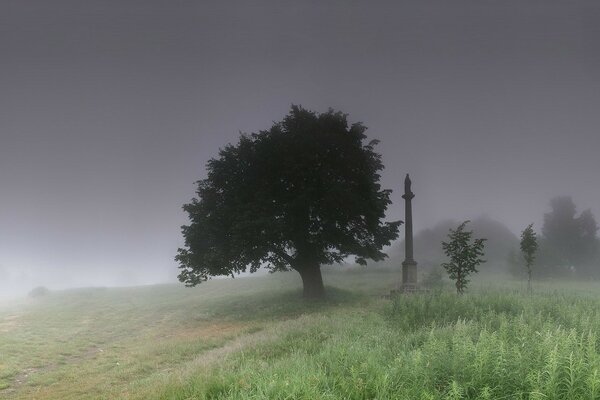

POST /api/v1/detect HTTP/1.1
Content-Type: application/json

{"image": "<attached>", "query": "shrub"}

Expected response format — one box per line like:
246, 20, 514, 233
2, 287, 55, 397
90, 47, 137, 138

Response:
28, 286, 50, 298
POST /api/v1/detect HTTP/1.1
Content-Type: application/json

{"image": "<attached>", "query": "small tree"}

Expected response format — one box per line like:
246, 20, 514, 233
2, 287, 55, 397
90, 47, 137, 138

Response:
441, 221, 486, 294
520, 223, 538, 293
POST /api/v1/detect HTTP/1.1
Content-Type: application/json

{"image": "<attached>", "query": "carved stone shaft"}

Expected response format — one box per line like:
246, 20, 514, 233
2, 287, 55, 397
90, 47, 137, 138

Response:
401, 174, 417, 290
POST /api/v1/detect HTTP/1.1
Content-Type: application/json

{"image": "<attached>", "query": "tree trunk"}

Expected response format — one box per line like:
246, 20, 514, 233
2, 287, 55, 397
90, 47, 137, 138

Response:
527, 269, 532, 294
298, 264, 325, 299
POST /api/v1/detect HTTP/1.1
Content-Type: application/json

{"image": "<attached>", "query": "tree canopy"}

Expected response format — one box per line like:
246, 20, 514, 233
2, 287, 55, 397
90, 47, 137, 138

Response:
441, 221, 487, 294
176, 105, 401, 298
520, 223, 538, 293
540, 196, 599, 277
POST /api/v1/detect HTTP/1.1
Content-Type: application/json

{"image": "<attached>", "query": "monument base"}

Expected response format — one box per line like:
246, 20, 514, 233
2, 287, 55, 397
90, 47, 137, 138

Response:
386, 260, 422, 297
401, 260, 418, 290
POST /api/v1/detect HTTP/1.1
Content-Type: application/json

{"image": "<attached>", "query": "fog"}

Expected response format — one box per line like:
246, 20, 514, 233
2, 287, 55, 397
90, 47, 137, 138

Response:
1, 0, 599, 297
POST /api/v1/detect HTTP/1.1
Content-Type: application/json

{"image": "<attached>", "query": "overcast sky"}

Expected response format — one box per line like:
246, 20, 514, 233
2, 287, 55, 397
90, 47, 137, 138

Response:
1, 0, 599, 295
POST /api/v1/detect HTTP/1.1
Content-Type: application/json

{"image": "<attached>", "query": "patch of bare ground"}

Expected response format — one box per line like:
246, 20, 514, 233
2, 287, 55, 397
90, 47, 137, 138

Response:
0, 315, 20, 333
0, 368, 37, 396
1, 322, 252, 394
0, 345, 104, 393
185, 315, 309, 370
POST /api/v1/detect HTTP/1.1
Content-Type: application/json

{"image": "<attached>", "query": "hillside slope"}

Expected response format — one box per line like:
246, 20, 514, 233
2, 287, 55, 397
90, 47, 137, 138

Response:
3, 270, 600, 399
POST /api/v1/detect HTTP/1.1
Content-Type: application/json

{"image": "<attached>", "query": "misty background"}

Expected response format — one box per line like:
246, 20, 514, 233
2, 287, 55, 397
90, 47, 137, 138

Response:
1, 0, 600, 297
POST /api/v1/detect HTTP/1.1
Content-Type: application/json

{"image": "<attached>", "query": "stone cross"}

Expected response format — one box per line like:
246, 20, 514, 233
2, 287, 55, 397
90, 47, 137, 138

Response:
401, 174, 418, 291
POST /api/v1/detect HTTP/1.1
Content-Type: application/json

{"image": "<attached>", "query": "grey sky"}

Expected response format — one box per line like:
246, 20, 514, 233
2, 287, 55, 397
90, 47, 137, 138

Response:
1, 0, 599, 295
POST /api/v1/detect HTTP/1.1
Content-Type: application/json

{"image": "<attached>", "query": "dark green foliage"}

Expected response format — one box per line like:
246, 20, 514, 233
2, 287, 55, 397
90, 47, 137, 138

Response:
176, 105, 400, 298
577, 209, 600, 275
441, 221, 487, 294
540, 196, 599, 277
28, 286, 50, 298
542, 197, 580, 269
520, 223, 538, 293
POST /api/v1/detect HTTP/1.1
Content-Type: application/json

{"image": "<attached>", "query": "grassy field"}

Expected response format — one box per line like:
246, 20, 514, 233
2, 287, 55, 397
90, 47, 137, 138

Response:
2, 269, 600, 399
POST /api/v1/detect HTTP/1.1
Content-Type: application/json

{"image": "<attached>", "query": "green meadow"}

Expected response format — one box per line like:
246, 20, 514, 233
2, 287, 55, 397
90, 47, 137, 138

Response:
2, 269, 600, 399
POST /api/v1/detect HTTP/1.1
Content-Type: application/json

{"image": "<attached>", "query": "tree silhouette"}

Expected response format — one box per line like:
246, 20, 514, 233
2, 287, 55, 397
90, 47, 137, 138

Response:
520, 223, 538, 293
176, 106, 400, 298
441, 221, 486, 294
541, 196, 599, 277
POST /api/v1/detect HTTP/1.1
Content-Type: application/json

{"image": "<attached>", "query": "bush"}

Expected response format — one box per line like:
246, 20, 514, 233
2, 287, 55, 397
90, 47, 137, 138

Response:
28, 286, 50, 298
421, 267, 445, 289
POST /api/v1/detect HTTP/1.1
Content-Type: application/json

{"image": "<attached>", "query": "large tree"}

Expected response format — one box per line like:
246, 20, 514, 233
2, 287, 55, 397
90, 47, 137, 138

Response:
542, 196, 580, 268
176, 106, 401, 298
577, 209, 600, 276
541, 196, 599, 276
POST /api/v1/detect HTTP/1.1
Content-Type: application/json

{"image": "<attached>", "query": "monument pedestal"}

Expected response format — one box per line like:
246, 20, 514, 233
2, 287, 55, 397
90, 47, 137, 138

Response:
401, 260, 418, 292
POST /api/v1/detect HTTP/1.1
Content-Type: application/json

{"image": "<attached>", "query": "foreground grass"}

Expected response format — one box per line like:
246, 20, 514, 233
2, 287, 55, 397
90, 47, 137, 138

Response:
0, 269, 377, 399
3, 269, 600, 399
146, 288, 600, 400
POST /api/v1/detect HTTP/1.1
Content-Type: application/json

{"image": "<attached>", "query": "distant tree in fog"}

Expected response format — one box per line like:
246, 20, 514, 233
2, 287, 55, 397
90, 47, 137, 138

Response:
577, 209, 600, 275
28, 286, 50, 298
520, 224, 538, 293
507, 248, 524, 278
540, 196, 599, 277
176, 105, 401, 299
442, 221, 487, 294
542, 197, 580, 267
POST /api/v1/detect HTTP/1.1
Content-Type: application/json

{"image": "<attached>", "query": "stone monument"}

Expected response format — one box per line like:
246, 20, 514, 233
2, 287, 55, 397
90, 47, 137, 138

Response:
401, 174, 418, 291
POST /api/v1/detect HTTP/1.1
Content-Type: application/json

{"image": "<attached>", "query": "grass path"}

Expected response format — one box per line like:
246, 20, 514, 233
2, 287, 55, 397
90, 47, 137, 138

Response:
4, 270, 600, 399
145, 286, 600, 399
0, 269, 382, 399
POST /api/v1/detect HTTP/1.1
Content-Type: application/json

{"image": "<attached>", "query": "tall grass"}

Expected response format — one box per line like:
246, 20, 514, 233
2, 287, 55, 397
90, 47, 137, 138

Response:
5, 271, 600, 399
386, 291, 600, 399
152, 289, 600, 399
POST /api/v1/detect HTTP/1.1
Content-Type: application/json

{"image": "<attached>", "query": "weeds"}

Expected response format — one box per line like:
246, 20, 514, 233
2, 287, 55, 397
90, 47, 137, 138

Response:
4, 271, 600, 399
154, 286, 600, 399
